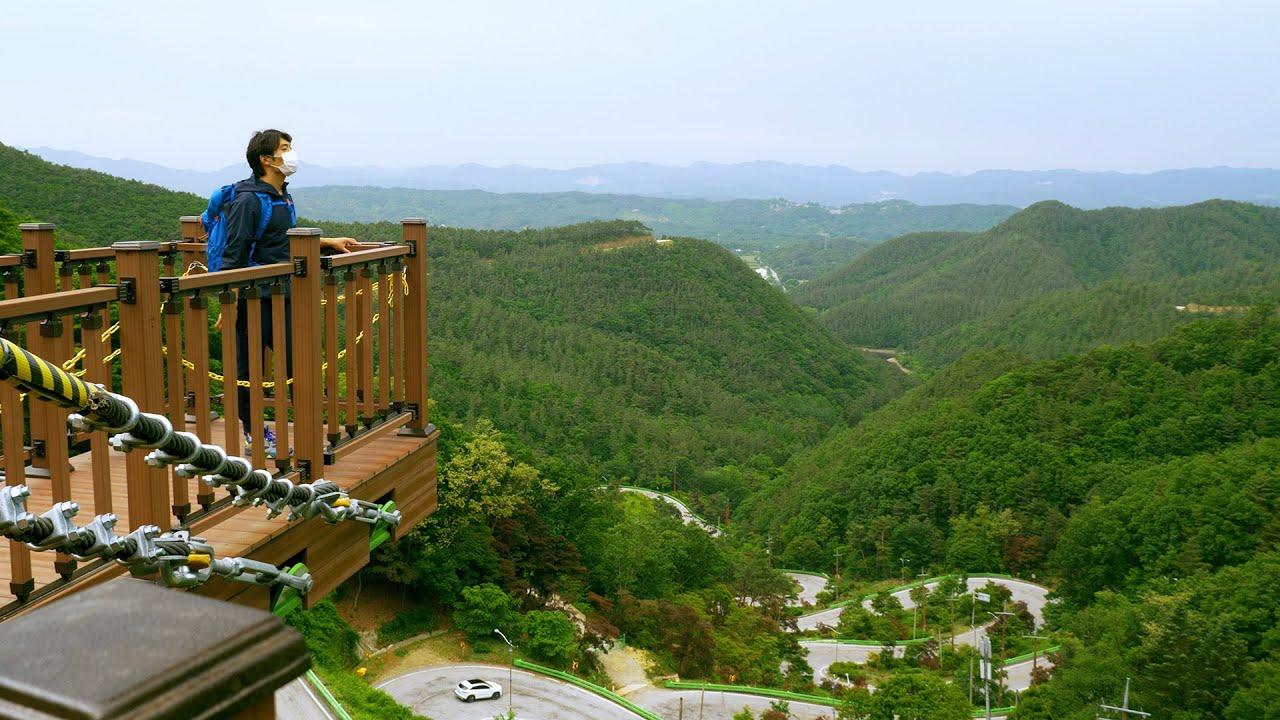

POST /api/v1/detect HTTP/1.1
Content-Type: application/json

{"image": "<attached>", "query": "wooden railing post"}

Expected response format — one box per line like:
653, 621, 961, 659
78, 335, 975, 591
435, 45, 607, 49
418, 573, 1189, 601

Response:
0, 267, 32, 598
288, 228, 324, 480
20, 223, 79, 578
178, 215, 206, 273
399, 219, 430, 436
19, 224, 57, 480
112, 241, 170, 529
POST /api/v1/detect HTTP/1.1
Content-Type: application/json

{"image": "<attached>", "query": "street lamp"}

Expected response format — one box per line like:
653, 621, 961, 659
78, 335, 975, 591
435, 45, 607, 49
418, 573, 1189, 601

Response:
494, 628, 515, 713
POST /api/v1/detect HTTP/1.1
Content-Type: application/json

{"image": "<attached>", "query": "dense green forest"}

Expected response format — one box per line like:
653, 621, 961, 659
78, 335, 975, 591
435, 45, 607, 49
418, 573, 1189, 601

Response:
794, 200, 1280, 366
743, 310, 1280, 718
293, 185, 1015, 247
316, 218, 887, 487
0, 143, 204, 248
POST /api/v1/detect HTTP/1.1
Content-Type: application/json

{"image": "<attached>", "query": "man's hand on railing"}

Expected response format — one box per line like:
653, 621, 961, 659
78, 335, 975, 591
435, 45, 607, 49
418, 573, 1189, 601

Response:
320, 237, 360, 254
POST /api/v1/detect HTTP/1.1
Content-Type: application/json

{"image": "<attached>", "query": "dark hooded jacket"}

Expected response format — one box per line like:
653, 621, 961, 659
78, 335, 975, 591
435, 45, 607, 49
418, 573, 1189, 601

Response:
219, 176, 296, 270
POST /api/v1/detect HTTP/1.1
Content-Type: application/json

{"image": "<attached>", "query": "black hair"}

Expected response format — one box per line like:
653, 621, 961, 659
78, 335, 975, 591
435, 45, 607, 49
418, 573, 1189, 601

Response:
246, 129, 292, 177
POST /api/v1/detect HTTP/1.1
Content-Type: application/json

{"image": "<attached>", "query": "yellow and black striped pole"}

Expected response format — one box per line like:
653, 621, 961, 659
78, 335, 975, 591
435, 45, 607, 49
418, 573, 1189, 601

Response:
0, 336, 94, 412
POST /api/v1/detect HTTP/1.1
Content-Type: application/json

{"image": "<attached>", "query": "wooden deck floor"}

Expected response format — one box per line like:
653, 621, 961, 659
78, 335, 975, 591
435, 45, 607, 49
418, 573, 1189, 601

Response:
0, 417, 433, 610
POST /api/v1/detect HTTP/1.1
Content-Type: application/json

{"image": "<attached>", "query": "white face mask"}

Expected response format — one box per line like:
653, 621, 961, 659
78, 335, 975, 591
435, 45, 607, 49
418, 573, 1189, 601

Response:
275, 149, 299, 176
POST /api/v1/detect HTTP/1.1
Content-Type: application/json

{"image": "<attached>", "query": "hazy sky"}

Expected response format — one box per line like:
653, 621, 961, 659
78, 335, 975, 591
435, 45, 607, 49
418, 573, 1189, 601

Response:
3, 0, 1276, 173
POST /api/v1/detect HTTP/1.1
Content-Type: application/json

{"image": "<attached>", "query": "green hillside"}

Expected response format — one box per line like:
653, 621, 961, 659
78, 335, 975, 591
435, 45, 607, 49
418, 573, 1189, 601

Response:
794, 200, 1280, 365
742, 310, 1280, 717
0, 142, 203, 248
313, 218, 884, 483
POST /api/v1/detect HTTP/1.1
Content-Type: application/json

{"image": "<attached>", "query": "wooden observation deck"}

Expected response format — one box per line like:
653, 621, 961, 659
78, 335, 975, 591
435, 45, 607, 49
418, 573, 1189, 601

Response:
0, 219, 437, 618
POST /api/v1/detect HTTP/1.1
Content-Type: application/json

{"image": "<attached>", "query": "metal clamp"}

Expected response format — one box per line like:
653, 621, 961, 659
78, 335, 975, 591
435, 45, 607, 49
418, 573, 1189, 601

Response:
70, 513, 120, 561
114, 525, 163, 573
0, 486, 34, 536
177, 442, 222, 479
25, 502, 82, 552
205, 454, 253, 488
230, 470, 278, 507
111, 413, 174, 454
145, 431, 203, 469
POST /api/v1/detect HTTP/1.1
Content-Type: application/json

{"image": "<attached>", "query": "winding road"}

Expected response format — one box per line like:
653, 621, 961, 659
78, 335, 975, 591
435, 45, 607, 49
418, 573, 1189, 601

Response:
619, 487, 723, 536
796, 577, 1054, 692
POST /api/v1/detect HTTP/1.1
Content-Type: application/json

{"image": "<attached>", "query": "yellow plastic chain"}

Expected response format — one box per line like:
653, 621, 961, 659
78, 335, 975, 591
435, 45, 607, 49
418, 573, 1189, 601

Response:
48, 264, 403, 392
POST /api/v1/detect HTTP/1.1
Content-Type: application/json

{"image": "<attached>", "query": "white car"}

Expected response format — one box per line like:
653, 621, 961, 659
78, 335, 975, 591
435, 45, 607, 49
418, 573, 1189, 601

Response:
454, 678, 503, 702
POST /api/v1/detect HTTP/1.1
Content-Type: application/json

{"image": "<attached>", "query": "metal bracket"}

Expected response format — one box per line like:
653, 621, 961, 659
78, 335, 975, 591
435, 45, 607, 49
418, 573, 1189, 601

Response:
31, 440, 46, 459
19, 250, 37, 269
158, 277, 182, 294
296, 458, 313, 482
80, 311, 103, 330
405, 240, 418, 257
38, 317, 63, 338
292, 257, 308, 277
114, 278, 137, 304
404, 402, 421, 420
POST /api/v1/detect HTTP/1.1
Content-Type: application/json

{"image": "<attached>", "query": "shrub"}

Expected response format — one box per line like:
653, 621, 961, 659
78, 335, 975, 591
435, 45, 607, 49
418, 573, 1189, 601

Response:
377, 606, 439, 646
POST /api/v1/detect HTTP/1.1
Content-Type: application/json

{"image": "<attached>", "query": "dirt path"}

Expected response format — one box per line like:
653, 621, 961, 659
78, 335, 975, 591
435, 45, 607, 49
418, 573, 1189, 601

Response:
598, 643, 654, 694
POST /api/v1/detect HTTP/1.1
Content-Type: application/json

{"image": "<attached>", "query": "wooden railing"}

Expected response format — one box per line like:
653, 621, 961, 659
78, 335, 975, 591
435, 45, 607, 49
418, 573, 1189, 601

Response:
0, 218, 430, 608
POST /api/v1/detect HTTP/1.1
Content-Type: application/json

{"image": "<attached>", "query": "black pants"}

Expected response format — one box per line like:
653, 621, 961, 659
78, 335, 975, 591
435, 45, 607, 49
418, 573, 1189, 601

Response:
235, 296, 293, 435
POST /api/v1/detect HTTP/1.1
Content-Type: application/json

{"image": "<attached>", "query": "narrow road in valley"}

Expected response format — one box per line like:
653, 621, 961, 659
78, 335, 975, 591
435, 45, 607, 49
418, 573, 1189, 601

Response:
379, 662, 847, 720
629, 685, 840, 720
855, 347, 912, 375
796, 577, 1048, 632
795, 577, 1052, 696
619, 487, 723, 536
787, 571, 827, 608
802, 640, 1054, 693
378, 664, 650, 720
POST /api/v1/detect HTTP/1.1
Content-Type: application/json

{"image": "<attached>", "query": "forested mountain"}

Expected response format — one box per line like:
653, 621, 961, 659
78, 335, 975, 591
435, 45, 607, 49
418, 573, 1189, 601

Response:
316, 218, 885, 484
0, 143, 203, 248
743, 310, 1280, 717
795, 200, 1280, 365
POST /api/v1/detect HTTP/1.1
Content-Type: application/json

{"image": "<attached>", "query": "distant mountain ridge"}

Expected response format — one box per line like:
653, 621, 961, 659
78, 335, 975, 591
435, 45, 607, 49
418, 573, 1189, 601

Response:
795, 199, 1280, 365
25, 146, 1280, 209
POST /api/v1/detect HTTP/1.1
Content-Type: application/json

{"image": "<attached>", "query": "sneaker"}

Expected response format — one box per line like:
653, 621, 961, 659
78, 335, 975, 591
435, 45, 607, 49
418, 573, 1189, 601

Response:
263, 426, 278, 458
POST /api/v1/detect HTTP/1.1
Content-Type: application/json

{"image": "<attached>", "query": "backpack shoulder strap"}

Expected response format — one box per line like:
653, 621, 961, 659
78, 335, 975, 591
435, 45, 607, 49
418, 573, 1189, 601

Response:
253, 193, 273, 241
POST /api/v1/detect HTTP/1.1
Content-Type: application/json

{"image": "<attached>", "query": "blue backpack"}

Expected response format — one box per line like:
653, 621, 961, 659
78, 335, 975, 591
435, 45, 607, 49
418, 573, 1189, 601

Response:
200, 184, 296, 271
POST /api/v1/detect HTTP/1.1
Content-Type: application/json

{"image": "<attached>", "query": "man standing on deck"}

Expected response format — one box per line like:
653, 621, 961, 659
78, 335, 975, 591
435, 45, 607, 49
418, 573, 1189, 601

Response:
222, 129, 359, 455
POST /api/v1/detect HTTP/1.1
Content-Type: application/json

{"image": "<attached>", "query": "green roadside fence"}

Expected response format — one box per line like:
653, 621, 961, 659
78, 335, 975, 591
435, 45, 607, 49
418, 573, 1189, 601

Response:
665, 680, 1018, 718
306, 669, 355, 720
775, 568, 831, 579
663, 681, 840, 707
802, 635, 937, 646
1002, 645, 1061, 666
513, 658, 662, 720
